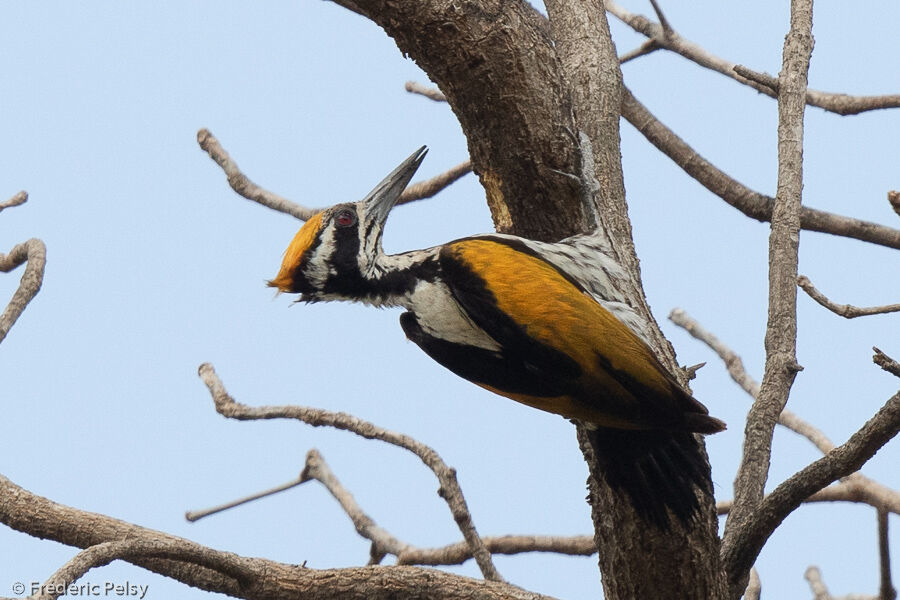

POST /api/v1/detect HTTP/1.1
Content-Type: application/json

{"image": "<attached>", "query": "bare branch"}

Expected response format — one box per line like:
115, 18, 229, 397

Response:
197, 128, 314, 220
806, 566, 832, 600
0, 473, 556, 600
404, 81, 900, 251
185, 476, 305, 522
296, 451, 597, 566
199, 128, 469, 220
798, 276, 900, 318
0, 238, 47, 345
723, 391, 900, 584
27, 539, 252, 600
777, 409, 835, 455
606, 1, 900, 116
717, 476, 900, 516
874, 348, 900, 379
621, 87, 900, 251
878, 509, 897, 600
732, 65, 779, 93
618, 39, 661, 64
32, 541, 132, 600
804, 567, 879, 600
646, 0, 672, 38
398, 161, 472, 206
196, 362, 503, 582
400, 535, 596, 567
0, 191, 27, 213
673, 307, 900, 529
189, 447, 595, 568
745, 567, 761, 600
404, 81, 447, 102
0, 472, 262, 597
889, 191, 900, 218
683, 361, 706, 381
808, 478, 900, 514
669, 308, 835, 454
669, 308, 760, 397
301, 449, 411, 564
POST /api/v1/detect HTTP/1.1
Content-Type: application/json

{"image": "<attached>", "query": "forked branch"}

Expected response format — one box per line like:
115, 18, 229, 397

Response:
798, 275, 900, 319
875, 348, 900, 379
878, 509, 896, 600
671, 308, 900, 514
196, 363, 503, 582
606, 1, 900, 116
0, 472, 555, 600
0, 191, 27, 213
197, 129, 312, 220
0, 235, 47, 345
723, 391, 900, 585
671, 307, 900, 592
188, 448, 596, 567
620, 88, 900, 251
198, 129, 471, 221
406, 80, 900, 252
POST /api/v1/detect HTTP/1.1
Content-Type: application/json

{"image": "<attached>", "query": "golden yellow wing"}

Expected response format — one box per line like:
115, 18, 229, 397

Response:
438, 237, 720, 432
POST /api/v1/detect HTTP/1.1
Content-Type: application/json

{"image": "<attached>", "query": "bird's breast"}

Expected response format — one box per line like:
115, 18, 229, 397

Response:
403, 280, 501, 352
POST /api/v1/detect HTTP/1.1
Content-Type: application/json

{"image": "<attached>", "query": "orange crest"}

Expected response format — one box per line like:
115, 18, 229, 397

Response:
268, 212, 324, 292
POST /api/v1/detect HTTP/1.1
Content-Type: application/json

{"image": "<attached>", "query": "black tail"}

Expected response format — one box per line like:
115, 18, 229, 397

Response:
586, 426, 713, 529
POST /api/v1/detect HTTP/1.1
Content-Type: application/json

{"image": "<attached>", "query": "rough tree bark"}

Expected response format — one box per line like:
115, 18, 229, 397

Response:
331, 1, 726, 598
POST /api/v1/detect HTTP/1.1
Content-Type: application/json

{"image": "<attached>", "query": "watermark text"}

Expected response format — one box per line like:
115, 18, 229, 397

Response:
10, 581, 148, 598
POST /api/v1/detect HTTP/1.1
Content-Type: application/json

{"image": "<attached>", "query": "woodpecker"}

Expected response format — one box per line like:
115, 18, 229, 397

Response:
269, 147, 725, 528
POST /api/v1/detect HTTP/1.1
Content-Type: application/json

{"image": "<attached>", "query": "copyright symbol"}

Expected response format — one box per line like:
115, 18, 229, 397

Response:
11, 582, 25, 595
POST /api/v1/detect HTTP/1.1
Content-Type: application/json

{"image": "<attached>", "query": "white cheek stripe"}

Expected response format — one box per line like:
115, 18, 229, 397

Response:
306, 228, 337, 289
405, 280, 502, 352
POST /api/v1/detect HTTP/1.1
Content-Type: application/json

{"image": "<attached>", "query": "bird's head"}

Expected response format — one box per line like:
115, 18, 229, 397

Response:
268, 146, 427, 302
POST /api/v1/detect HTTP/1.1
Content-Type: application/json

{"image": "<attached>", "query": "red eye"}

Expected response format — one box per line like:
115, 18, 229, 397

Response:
335, 209, 356, 228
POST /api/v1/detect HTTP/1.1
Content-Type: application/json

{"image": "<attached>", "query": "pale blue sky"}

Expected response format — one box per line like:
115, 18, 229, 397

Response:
1, 2, 898, 599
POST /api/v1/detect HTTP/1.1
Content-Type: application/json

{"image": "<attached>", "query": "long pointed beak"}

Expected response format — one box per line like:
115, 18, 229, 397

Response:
362, 146, 427, 228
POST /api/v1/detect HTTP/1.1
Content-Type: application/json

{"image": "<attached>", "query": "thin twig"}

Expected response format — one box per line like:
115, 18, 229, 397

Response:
0, 191, 27, 213
196, 363, 503, 582
806, 566, 832, 600
606, 1, 900, 115
798, 275, 900, 318
404, 81, 447, 102
618, 39, 661, 64
889, 191, 900, 218
874, 348, 900, 379
669, 308, 760, 395
398, 160, 472, 205
620, 87, 900, 251
878, 509, 896, 600
185, 477, 305, 522
399, 535, 596, 567
733, 65, 779, 92
745, 567, 762, 600
197, 129, 313, 220
199, 128, 469, 220
188, 448, 595, 567
0, 238, 47, 345
683, 361, 705, 381
302, 449, 411, 564
646, 0, 672, 38
717, 476, 900, 516
669, 308, 834, 453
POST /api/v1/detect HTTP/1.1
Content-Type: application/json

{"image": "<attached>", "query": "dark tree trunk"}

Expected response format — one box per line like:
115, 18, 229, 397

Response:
335, 1, 729, 597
